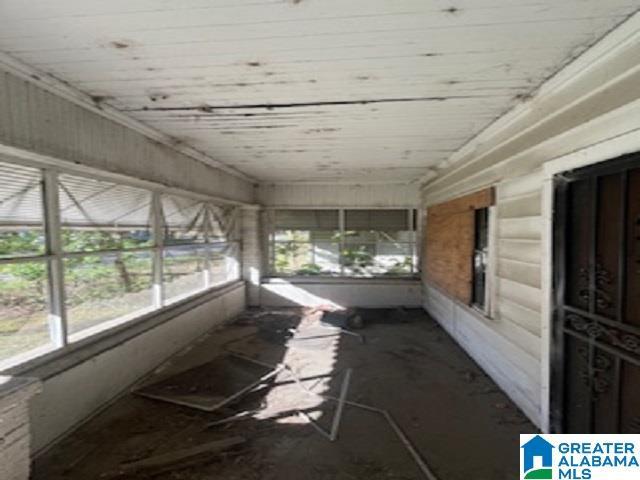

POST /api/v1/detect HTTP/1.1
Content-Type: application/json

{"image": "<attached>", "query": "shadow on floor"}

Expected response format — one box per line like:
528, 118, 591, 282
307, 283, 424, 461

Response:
33, 308, 537, 480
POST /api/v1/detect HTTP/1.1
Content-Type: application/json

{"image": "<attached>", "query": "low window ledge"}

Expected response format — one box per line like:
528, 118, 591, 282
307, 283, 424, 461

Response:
2, 281, 244, 381
263, 276, 420, 285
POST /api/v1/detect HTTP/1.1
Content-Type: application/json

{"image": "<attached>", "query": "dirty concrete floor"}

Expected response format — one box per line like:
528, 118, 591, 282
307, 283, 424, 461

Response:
33, 308, 537, 480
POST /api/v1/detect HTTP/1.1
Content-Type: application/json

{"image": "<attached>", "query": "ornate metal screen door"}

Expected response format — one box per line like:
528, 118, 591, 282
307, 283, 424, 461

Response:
552, 154, 640, 433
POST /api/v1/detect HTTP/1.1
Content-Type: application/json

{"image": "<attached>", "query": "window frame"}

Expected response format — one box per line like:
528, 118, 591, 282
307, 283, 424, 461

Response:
471, 207, 489, 311
0, 157, 242, 370
266, 207, 419, 278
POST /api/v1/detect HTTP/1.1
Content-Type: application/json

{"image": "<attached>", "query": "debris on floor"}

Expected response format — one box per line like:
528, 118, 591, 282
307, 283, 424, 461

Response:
34, 308, 536, 480
106, 436, 247, 477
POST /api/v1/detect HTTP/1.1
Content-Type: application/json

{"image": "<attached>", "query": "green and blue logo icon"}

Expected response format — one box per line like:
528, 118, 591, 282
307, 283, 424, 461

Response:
521, 435, 554, 479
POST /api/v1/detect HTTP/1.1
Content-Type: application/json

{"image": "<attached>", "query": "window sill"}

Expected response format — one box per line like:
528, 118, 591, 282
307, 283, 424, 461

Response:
2, 280, 244, 380
263, 276, 420, 285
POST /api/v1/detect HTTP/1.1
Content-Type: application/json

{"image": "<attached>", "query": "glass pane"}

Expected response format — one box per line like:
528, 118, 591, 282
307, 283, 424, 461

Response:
0, 262, 52, 365
344, 209, 408, 231
163, 245, 207, 302
59, 174, 153, 252
274, 209, 339, 230
162, 196, 237, 245
377, 243, 415, 275
275, 230, 310, 242
274, 241, 340, 275
274, 242, 311, 275
344, 230, 415, 243
65, 252, 154, 337
209, 243, 241, 287
0, 162, 45, 258
274, 230, 340, 242
341, 243, 376, 276
209, 205, 238, 242
312, 242, 341, 274
342, 243, 414, 277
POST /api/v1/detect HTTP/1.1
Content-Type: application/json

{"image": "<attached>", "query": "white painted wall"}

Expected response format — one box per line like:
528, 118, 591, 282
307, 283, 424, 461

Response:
242, 207, 263, 306
261, 279, 421, 308
420, 13, 640, 430
0, 69, 255, 204
26, 283, 245, 455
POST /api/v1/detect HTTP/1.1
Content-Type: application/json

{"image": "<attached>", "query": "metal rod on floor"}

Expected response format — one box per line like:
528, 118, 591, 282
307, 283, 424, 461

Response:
226, 350, 276, 369
383, 410, 439, 480
226, 350, 437, 479
205, 410, 258, 428
209, 364, 285, 413
136, 363, 285, 413
297, 411, 332, 441
330, 368, 352, 441
227, 351, 383, 414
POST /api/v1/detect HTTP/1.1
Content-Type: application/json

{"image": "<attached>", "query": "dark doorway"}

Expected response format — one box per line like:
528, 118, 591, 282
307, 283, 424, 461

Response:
552, 153, 640, 433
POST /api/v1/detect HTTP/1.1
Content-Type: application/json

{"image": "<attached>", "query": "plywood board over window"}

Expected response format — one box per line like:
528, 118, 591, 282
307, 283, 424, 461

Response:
425, 188, 495, 304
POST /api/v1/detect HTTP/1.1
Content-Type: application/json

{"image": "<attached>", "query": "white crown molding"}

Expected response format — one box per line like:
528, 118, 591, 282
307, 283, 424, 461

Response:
419, 10, 640, 189
0, 51, 256, 184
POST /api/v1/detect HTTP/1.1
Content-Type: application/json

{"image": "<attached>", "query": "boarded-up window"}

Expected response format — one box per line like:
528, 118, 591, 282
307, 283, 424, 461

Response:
425, 188, 494, 304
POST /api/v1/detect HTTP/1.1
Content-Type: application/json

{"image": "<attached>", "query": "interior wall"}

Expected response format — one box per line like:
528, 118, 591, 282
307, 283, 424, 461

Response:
261, 279, 422, 308
27, 283, 245, 455
0, 68, 255, 204
420, 13, 640, 429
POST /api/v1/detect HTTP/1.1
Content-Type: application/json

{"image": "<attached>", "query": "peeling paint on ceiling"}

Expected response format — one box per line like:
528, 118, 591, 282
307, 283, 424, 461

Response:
0, 0, 637, 183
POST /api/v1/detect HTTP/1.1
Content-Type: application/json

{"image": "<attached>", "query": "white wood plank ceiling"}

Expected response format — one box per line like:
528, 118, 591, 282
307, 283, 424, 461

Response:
0, 0, 637, 183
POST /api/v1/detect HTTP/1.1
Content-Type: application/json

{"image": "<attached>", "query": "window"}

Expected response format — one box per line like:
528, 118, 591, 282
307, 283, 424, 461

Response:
269, 208, 417, 277
472, 208, 489, 309
59, 174, 156, 337
0, 163, 52, 364
161, 195, 239, 303
0, 158, 241, 368
343, 209, 416, 276
271, 209, 341, 276
425, 188, 494, 307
